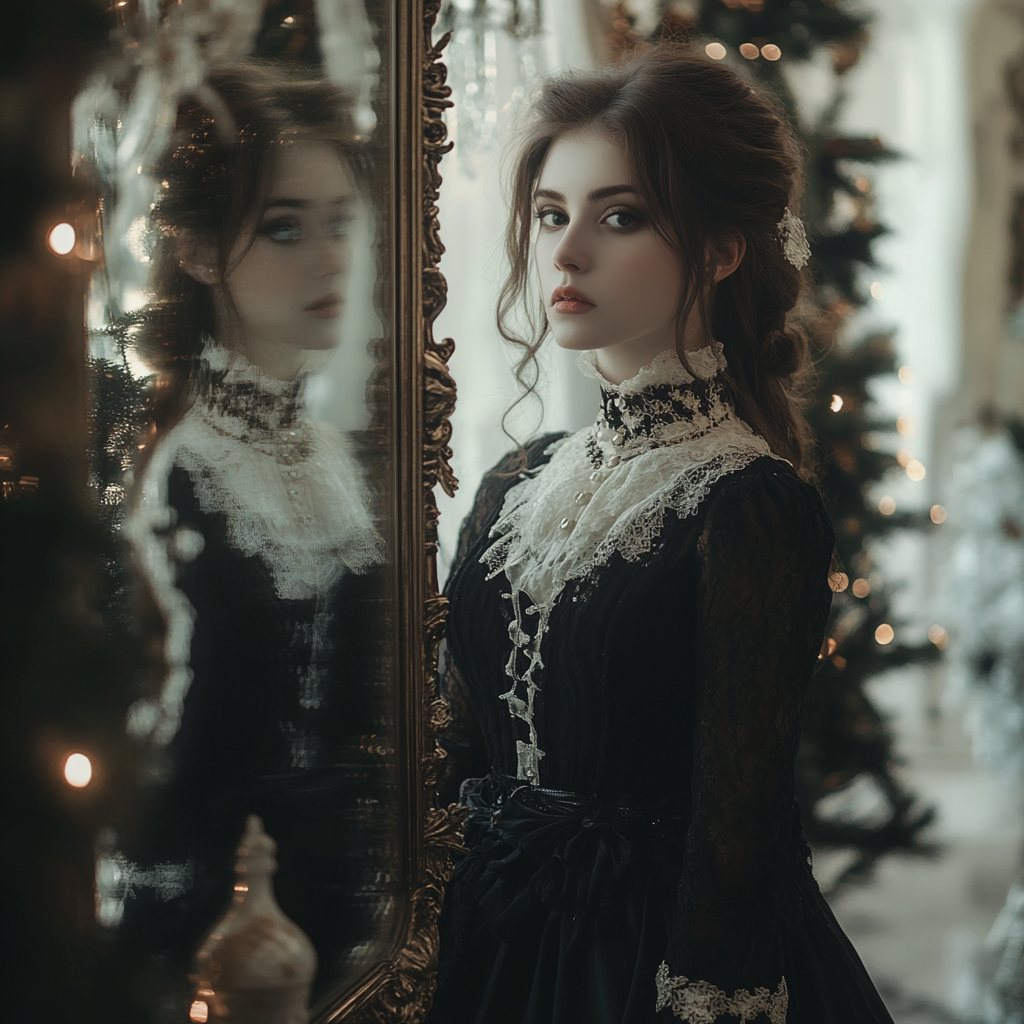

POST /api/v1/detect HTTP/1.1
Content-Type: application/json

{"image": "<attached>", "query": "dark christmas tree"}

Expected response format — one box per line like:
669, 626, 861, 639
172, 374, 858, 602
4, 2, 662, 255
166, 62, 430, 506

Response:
608, 0, 941, 887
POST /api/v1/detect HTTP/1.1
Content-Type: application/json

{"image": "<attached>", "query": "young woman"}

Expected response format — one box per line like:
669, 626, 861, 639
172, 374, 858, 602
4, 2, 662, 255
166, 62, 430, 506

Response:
115, 63, 389, 1011
429, 47, 894, 1024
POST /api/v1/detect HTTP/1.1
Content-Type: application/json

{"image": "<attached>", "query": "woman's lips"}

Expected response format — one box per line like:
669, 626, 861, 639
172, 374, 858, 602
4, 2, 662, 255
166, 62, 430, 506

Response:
306, 294, 342, 319
551, 285, 595, 315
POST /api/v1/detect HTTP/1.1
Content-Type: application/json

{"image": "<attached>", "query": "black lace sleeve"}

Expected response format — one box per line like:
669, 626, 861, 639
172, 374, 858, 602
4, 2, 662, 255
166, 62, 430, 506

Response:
657, 466, 835, 1022
437, 433, 567, 807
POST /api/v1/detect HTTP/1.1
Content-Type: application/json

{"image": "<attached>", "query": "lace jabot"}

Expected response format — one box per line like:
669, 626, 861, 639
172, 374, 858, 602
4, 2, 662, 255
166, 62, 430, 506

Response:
479, 343, 781, 786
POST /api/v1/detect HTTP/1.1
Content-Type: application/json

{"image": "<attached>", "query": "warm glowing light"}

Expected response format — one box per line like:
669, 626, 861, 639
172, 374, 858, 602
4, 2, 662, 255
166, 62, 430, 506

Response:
852, 578, 871, 599
63, 752, 92, 788
283, 15, 295, 24
833, 655, 848, 670
47, 222, 76, 256
870, 281, 884, 300
878, 495, 896, 516
739, 42, 760, 59
824, 638, 837, 657
761, 44, 782, 61
906, 460, 926, 482
855, 176, 871, 193
830, 394, 844, 412
705, 42, 727, 60
898, 365, 915, 384
829, 572, 849, 593
930, 504, 947, 525
896, 449, 913, 467
189, 1001, 209, 1023
896, 416, 914, 436
928, 625, 948, 649
875, 623, 895, 645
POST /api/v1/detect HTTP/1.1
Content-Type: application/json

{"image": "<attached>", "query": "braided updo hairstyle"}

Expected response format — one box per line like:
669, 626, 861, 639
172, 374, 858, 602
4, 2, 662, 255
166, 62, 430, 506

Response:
498, 45, 815, 474
139, 62, 358, 437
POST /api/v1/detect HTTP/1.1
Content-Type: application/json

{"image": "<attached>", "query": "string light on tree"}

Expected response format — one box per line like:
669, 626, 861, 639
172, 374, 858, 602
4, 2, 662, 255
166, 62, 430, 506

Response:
875, 623, 895, 645
63, 752, 92, 788
47, 222, 76, 256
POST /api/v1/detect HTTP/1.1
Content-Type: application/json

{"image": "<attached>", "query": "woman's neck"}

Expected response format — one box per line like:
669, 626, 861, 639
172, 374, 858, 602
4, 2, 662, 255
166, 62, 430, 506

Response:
593, 313, 713, 385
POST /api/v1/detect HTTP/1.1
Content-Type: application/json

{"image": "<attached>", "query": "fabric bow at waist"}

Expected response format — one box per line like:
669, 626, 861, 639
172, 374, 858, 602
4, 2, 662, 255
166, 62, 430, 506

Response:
454, 774, 687, 944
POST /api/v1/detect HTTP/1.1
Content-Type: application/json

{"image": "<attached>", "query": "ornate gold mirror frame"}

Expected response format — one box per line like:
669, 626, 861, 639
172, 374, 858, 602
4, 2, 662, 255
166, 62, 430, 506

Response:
322, 2, 463, 1020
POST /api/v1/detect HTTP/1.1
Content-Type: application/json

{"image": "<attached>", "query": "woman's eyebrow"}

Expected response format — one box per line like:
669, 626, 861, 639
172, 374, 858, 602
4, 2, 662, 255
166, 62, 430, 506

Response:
263, 195, 353, 210
533, 185, 638, 203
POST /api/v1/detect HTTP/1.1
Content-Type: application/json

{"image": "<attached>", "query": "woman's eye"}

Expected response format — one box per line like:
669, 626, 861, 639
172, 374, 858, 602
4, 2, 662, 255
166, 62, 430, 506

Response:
605, 209, 641, 229
536, 209, 569, 229
262, 218, 302, 243
326, 215, 352, 239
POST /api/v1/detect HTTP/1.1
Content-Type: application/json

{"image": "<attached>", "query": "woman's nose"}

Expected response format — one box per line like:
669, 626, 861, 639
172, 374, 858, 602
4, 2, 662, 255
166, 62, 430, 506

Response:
315, 234, 345, 277
551, 224, 588, 274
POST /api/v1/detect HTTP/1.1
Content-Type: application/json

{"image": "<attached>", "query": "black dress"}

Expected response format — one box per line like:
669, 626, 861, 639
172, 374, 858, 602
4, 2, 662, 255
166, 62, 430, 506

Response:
111, 345, 392, 1014
428, 346, 894, 1024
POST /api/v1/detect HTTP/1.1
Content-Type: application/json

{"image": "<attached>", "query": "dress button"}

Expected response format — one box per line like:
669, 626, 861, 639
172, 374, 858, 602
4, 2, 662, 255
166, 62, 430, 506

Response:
559, 517, 576, 530
574, 491, 592, 506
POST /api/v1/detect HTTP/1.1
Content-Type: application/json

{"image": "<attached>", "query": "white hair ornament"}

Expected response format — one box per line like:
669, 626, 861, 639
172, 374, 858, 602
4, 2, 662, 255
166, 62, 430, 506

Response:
777, 207, 811, 269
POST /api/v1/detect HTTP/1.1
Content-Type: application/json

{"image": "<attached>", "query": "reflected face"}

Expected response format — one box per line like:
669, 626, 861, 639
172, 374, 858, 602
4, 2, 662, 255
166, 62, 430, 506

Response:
534, 131, 684, 372
224, 139, 356, 358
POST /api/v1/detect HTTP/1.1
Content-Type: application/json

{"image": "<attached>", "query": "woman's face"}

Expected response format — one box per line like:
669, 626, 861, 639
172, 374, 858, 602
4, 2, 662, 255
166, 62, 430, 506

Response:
221, 139, 356, 369
533, 130, 685, 381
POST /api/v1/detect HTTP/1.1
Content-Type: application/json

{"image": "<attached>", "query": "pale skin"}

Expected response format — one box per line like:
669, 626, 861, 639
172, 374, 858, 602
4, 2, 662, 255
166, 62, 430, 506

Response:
179, 139, 356, 381
534, 130, 745, 385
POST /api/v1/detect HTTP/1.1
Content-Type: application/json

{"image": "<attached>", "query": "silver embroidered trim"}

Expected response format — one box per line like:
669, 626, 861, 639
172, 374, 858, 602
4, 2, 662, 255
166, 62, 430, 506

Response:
655, 962, 789, 1023
777, 207, 811, 269
481, 347, 784, 786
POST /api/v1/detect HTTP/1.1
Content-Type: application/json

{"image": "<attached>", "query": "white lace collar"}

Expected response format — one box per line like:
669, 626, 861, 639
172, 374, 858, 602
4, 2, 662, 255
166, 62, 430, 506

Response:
478, 341, 781, 786
574, 342, 726, 395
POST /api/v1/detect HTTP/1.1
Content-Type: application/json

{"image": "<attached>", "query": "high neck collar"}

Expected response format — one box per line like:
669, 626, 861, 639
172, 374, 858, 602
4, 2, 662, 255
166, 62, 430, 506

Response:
198, 341, 305, 433
576, 343, 732, 448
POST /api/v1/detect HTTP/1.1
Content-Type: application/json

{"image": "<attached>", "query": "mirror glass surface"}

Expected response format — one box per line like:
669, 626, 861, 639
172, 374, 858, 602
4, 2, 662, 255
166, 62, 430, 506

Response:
74, 3, 400, 1019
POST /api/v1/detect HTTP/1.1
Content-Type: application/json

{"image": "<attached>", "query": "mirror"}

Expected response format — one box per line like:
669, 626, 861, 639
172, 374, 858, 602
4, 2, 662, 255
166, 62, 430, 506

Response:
35, 1, 463, 1021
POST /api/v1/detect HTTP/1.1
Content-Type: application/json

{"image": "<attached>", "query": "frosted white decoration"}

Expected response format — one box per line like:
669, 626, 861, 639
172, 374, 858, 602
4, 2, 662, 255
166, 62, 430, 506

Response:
776, 207, 811, 269
481, 345, 782, 784
655, 962, 789, 1023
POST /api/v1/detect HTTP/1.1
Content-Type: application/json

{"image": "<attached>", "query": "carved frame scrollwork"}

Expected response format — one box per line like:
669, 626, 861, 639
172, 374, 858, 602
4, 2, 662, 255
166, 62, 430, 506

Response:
321, 2, 464, 1022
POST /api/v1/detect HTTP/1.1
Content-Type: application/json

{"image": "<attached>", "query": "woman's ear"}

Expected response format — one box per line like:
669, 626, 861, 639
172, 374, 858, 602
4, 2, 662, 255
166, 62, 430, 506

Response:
176, 232, 219, 286
712, 231, 746, 283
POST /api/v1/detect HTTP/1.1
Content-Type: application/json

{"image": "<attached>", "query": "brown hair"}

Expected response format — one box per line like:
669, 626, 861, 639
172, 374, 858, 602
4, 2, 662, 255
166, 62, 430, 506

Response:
498, 45, 815, 474
139, 61, 358, 437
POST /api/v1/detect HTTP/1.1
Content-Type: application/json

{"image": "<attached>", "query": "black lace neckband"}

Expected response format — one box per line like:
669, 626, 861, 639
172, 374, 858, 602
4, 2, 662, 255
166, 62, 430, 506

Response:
577, 346, 734, 446
197, 342, 306, 433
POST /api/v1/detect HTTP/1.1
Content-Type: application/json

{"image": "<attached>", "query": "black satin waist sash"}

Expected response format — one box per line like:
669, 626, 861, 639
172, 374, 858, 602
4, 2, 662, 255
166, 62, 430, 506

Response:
454, 774, 687, 943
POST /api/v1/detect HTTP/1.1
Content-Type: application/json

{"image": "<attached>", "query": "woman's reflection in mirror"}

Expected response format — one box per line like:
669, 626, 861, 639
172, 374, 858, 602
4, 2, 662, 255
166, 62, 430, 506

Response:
111, 63, 388, 1018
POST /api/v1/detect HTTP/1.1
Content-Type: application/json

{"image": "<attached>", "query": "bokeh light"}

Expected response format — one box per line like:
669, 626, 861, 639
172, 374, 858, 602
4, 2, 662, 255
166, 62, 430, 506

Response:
63, 752, 92, 788
870, 281, 884, 299
739, 42, 760, 59
928, 625, 948, 649
878, 495, 896, 515
47, 222, 76, 256
875, 623, 895, 645
189, 1001, 209, 1023
930, 504, 947, 524
830, 394, 844, 412
906, 460, 926, 482
898, 365, 915, 384
761, 44, 782, 61
896, 416, 914, 436
852, 578, 871, 598
829, 572, 849, 593
705, 42, 726, 60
